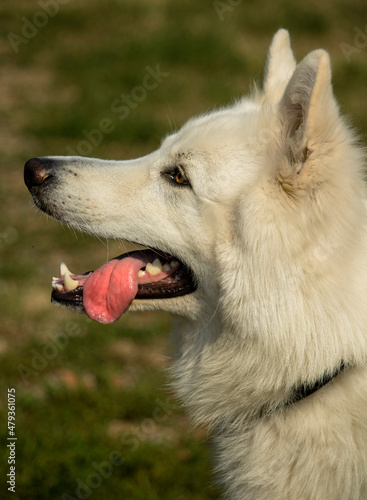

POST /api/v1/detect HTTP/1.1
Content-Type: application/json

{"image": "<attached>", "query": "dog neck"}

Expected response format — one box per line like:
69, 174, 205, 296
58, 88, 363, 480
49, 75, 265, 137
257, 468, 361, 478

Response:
282, 361, 345, 409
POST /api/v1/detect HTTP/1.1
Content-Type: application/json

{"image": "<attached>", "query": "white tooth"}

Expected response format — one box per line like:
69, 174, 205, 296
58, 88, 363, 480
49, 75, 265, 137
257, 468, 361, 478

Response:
146, 259, 163, 276
138, 270, 146, 278
64, 271, 79, 291
52, 283, 64, 292
163, 263, 170, 271
60, 261, 73, 277
170, 260, 179, 268
153, 258, 163, 269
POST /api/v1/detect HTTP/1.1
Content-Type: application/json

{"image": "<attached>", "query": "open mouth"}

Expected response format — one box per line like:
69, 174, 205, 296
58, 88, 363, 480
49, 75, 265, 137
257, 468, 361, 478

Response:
51, 249, 197, 324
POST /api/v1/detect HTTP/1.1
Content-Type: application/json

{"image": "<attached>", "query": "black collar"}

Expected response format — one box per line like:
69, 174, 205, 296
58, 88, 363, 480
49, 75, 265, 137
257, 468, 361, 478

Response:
284, 361, 345, 407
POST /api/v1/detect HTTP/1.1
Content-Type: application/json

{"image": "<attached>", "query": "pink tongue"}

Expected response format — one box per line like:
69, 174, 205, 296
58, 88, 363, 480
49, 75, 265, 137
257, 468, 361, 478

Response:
83, 254, 148, 324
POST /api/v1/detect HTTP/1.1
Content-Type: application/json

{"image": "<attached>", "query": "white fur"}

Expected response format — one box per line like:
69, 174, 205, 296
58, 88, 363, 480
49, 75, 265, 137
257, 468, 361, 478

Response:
34, 30, 367, 499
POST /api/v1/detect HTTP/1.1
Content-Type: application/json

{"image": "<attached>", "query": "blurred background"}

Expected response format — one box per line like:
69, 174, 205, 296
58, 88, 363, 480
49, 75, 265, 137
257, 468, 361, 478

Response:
1, 0, 366, 498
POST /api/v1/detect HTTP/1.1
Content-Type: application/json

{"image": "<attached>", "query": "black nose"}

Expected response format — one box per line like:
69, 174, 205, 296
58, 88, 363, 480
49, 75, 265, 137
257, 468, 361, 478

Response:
24, 157, 51, 190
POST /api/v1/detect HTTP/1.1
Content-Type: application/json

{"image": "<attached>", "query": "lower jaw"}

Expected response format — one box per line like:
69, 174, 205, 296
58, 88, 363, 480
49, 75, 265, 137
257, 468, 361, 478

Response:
51, 253, 197, 313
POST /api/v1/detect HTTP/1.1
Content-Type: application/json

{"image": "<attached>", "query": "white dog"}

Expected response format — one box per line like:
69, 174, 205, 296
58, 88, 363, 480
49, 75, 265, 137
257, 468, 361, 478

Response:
24, 30, 367, 499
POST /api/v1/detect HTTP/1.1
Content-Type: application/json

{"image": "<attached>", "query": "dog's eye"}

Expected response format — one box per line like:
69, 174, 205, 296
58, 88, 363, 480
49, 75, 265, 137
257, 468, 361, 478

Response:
173, 170, 189, 185
165, 167, 191, 187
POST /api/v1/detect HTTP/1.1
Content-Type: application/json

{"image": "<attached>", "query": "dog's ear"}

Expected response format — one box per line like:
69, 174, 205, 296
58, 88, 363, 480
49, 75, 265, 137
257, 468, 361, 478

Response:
263, 29, 296, 104
276, 49, 340, 193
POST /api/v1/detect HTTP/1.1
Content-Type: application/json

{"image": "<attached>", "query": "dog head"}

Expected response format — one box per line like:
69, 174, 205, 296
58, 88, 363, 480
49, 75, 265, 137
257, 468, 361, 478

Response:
24, 30, 366, 358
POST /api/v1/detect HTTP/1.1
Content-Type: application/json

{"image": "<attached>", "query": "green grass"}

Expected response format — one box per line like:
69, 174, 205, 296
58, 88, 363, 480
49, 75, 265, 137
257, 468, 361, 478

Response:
1, 0, 367, 498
